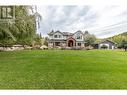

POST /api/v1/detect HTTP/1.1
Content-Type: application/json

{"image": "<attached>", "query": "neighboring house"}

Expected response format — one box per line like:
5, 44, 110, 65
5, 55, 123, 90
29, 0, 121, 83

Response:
94, 40, 117, 50
48, 30, 85, 48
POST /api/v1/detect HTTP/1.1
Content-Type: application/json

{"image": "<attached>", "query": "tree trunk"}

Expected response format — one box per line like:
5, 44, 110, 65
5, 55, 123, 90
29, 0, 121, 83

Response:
125, 48, 127, 51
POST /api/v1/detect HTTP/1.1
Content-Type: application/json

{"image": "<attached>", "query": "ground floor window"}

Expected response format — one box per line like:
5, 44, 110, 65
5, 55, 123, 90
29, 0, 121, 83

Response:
55, 42, 60, 46
77, 43, 81, 46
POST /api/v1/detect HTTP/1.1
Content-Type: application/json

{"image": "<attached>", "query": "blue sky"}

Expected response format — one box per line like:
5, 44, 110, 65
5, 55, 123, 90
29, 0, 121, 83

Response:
37, 5, 127, 38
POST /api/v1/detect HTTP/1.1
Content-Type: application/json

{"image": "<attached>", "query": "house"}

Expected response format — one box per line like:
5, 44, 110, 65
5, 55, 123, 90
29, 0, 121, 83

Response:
48, 30, 85, 48
94, 40, 117, 50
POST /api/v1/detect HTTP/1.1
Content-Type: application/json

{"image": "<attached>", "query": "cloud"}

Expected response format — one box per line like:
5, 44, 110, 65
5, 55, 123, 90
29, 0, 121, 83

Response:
37, 5, 127, 38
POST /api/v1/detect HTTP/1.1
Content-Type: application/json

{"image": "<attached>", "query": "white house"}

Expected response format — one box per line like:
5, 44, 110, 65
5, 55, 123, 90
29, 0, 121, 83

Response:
98, 40, 117, 50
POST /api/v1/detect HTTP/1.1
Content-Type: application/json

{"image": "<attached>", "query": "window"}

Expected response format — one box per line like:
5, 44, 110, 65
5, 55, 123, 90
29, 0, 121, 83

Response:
77, 36, 80, 39
58, 35, 61, 38
76, 34, 82, 39
54, 35, 57, 38
77, 36, 82, 39
55, 42, 60, 46
54, 35, 61, 38
78, 43, 81, 46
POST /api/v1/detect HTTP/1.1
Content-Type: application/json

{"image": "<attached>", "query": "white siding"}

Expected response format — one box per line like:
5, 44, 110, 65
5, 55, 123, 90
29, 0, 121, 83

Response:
53, 32, 63, 39
73, 32, 84, 41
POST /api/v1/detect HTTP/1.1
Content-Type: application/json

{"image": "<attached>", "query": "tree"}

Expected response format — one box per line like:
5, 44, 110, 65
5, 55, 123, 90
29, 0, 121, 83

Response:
121, 40, 127, 51
33, 34, 42, 46
0, 6, 42, 47
84, 31, 96, 46
14, 6, 36, 45
0, 6, 17, 46
43, 37, 48, 46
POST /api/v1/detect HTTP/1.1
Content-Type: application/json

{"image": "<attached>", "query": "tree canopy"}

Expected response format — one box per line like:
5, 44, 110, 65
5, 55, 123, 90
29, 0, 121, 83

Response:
0, 6, 42, 46
84, 31, 96, 46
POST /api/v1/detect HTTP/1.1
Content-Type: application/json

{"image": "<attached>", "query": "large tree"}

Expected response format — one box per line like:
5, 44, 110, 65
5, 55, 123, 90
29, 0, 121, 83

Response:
84, 31, 96, 46
0, 6, 42, 46
120, 40, 127, 51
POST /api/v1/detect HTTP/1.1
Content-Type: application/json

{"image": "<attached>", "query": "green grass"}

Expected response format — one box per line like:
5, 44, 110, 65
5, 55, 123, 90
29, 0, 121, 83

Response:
0, 50, 127, 89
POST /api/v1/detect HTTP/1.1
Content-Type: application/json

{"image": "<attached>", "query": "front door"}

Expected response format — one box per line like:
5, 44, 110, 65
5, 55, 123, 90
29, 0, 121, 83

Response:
68, 40, 74, 47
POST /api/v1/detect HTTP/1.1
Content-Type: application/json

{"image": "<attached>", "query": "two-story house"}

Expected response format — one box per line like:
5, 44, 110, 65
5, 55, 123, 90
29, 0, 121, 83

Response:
48, 30, 85, 48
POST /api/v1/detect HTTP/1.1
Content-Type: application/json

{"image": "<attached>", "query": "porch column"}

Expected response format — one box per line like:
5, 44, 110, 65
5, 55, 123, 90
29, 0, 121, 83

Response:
53, 42, 55, 47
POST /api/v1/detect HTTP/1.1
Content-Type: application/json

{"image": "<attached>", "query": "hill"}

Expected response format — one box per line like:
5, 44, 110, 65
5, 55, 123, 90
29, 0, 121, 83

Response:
107, 32, 127, 44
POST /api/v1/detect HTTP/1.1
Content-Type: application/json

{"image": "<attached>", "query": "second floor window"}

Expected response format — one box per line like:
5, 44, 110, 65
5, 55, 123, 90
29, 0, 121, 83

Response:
58, 35, 61, 38
54, 35, 62, 38
77, 35, 82, 39
54, 35, 57, 38
76, 33, 82, 39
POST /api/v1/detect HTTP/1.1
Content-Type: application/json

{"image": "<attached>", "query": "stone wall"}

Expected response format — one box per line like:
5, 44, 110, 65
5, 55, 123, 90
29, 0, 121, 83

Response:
0, 45, 24, 51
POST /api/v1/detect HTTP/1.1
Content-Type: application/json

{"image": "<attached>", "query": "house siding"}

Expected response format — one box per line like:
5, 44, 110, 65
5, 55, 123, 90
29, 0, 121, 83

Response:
98, 40, 116, 49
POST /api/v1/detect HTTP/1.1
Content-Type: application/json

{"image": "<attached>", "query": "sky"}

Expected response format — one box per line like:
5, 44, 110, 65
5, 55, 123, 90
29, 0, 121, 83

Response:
37, 5, 127, 38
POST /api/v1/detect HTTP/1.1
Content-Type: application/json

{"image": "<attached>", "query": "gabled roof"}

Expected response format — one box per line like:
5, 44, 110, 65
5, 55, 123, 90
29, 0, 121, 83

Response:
96, 39, 117, 44
55, 30, 64, 35
48, 31, 54, 35
67, 36, 76, 41
48, 30, 84, 36
62, 32, 73, 36
48, 30, 63, 35
73, 30, 84, 35
48, 31, 73, 36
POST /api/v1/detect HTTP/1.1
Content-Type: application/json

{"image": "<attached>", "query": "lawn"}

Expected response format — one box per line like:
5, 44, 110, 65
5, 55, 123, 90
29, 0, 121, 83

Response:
0, 50, 127, 89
